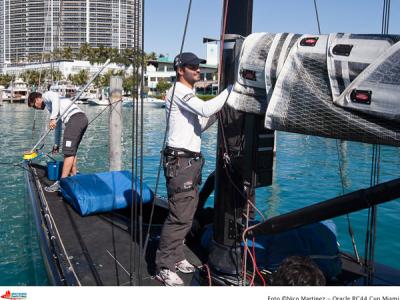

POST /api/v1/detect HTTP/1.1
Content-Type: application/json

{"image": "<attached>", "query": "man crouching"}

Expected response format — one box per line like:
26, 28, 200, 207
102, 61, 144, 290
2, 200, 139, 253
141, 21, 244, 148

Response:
28, 91, 88, 192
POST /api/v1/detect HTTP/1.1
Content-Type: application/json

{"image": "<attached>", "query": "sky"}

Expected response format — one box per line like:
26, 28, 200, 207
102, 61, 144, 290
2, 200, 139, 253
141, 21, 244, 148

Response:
144, 0, 400, 59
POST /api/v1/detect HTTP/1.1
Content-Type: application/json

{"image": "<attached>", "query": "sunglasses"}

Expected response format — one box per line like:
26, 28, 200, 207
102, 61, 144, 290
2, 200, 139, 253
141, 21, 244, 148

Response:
185, 64, 200, 71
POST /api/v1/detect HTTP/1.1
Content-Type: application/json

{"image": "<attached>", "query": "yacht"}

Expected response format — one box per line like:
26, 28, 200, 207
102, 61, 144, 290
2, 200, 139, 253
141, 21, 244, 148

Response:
3, 78, 29, 103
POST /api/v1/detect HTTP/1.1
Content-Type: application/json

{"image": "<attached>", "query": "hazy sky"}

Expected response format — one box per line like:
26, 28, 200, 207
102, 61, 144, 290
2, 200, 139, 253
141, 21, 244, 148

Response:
144, 0, 400, 59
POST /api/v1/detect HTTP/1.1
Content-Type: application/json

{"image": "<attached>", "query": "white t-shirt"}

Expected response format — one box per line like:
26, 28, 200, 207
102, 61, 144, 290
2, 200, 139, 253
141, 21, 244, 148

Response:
43, 91, 84, 146
43, 91, 83, 123
165, 82, 230, 153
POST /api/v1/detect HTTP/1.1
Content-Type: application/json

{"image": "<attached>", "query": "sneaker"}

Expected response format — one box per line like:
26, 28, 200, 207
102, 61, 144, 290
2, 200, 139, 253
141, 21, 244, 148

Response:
156, 268, 184, 286
45, 181, 60, 193
175, 259, 196, 274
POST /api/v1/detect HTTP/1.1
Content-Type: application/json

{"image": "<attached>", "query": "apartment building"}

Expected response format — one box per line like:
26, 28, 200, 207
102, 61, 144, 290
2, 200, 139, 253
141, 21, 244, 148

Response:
1, 0, 141, 73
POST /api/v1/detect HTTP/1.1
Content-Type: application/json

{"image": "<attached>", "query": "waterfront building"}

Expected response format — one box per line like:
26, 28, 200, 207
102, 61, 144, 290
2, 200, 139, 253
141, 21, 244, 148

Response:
5, 59, 131, 79
0, 0, 141, 73
145, 56, 218, 96
5, 57, 217, 97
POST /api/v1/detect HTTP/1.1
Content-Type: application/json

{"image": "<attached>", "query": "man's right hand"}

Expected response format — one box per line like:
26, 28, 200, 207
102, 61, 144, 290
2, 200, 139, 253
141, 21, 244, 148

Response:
49, 119, 57, 130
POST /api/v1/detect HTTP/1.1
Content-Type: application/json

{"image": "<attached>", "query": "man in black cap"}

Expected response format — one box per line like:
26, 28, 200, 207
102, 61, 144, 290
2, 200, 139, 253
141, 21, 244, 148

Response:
155, 52, 232, 286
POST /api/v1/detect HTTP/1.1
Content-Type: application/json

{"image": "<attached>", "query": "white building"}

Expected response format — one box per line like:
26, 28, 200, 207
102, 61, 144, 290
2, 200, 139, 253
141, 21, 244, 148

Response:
5, 60, 130, 79
145, 56, 218, 96
0, 0, 142, 73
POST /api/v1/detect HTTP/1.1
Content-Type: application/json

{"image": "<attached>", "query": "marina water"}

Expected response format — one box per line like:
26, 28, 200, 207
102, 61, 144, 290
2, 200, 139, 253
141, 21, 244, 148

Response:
1, 103, 399, 285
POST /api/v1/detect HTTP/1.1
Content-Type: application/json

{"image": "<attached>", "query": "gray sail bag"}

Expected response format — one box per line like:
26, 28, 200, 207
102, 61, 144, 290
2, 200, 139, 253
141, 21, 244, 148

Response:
228, 32, 400, 147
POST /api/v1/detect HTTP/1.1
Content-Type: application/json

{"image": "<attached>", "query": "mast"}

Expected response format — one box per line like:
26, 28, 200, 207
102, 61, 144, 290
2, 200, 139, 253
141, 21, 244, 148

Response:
208, 0, 253, 278
208, 0, 275, 281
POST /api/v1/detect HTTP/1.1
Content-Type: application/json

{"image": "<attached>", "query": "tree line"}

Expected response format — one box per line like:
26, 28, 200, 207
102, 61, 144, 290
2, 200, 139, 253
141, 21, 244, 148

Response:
0, 45, 164, 94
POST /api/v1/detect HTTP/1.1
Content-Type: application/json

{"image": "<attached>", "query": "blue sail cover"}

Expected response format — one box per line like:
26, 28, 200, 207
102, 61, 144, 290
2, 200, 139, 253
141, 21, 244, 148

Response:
60, 171, 154, 216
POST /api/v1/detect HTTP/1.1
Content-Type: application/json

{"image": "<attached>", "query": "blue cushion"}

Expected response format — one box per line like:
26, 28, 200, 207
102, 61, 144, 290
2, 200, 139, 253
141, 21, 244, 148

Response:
201, 221, 342, 279
60, 170, 154, 216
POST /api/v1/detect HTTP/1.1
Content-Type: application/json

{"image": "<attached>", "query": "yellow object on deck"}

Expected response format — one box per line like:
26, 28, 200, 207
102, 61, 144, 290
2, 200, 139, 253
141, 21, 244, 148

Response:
23, 151, 38, 160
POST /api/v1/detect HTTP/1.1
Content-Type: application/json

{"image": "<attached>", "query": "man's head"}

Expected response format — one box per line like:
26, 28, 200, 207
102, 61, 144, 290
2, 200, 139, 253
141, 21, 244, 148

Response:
174, 52, 206, 86
272, 256, 326, 286
28, 92, 45, 110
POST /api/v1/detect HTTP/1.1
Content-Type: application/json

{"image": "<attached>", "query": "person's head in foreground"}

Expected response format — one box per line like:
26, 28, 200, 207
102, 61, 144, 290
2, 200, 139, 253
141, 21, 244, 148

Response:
272, 256, 326, 286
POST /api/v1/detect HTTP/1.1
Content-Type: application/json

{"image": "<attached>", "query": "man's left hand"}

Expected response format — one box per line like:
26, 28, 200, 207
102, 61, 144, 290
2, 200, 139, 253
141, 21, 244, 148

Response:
49, 119, 57, 130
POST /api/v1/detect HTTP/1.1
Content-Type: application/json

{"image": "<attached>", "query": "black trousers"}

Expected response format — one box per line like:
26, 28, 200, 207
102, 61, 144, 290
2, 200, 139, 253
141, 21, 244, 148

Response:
155, 153, 204, 271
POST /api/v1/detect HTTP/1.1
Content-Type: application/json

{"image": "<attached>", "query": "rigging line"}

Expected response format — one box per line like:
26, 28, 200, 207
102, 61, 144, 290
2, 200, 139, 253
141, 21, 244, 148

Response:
335, 140, 360, 263
138, 0, 146, 286
134, 2, 140, 282
313, 0, 321, 34
129, 0, 145, 285
133, 0, 143, 285
142, 0, 193, 257
365, 0, 390, 281
87, 99, 123, 127
31, 0, 52, 148
242, 202, 250, 285
386, 0, 391, 33
129, 0, 140, 286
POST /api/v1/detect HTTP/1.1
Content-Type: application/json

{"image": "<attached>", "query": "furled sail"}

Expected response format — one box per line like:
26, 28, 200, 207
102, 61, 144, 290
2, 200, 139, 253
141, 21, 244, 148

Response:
227, 32, 400, 146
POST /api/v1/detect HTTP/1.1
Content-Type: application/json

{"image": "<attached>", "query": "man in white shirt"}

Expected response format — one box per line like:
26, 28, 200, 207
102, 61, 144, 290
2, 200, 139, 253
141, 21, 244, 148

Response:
28, 91, 88, 192
155, 52, 231, 286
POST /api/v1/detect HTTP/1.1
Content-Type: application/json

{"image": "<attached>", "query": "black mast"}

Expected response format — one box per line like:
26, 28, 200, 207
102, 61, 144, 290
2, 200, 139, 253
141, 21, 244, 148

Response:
208, 0, 258, 278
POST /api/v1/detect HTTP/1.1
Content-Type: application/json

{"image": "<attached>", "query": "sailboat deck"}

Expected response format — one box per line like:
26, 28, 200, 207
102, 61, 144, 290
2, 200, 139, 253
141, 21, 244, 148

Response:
26, 163, 400, 286
29, 163, 203, 286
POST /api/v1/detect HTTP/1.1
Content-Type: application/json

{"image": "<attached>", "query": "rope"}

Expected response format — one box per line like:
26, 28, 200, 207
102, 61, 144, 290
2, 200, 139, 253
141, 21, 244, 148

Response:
138, 0, 146, 286
381, 0, 391, 34
142, 0, 193, 260
30, 0, 52, 148
128, 0, 143, 286
335, 140, 360, 263
87, 99, 123, 127
363, 2, 390, 284
313, 0, 321, 34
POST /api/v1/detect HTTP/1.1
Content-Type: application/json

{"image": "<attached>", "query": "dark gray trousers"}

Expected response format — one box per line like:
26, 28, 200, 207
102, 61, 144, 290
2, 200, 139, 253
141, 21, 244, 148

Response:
155, 153, 204, 271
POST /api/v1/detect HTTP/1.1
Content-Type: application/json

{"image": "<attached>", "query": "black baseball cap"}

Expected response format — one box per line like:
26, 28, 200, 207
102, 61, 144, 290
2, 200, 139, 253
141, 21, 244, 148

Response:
174, 52, 206, 70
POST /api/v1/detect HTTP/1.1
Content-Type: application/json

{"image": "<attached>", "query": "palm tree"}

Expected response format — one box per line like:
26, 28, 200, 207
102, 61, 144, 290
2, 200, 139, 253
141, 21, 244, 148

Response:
146, 52, 157, 61
62, 47, 73, 60
51, 69, 64, 81
78, 43, 92, 61
70, 70, 89, 86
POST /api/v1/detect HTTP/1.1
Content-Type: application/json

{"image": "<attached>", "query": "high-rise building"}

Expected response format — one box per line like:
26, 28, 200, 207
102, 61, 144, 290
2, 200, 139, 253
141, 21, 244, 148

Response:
0, 0, 142, 73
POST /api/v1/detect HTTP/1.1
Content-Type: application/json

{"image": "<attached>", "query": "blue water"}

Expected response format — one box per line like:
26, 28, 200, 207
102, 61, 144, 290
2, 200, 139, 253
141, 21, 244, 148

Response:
0, 103, 399, 285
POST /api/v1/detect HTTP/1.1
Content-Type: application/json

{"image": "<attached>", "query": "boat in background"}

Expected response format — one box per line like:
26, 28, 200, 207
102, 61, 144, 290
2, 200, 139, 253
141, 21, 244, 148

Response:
49, 82, 84, 103
87, 87, 110, 106
3, 78, 29, 103
0, 85, 4, 106
143, 97, 165, 108
122, 97, 165, 108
